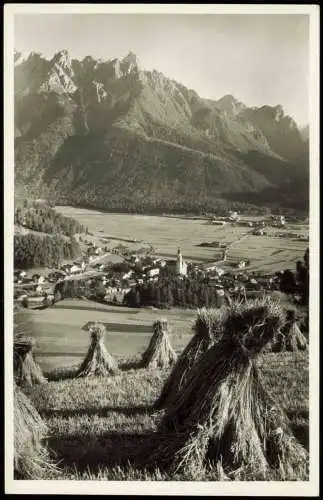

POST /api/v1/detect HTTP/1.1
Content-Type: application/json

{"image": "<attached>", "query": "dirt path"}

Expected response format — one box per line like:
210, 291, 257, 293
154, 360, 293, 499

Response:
213, 229, 253, 266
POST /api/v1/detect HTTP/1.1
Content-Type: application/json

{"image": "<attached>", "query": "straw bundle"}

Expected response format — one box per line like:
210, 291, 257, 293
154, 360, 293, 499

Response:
273, 310, 308, 352
154, 308, 225, 410
141, 319, 177, 369
76, 322, 119, 377
155, 298, 308, 476
14, 385, 53, 479
14, 313, 47, 387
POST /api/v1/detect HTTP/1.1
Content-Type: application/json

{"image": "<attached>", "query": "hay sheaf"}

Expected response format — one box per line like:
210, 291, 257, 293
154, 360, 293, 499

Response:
14, 386, 55, 479
271, 310, 308, 352
14, 314, 47, 387
154, 308, 226, 410
76, 322, 119, 377
152, 298, 308, 477
141, 319, 177, 370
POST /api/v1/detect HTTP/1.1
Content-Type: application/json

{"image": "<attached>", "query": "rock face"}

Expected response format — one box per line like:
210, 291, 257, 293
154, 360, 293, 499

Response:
14, 49, 309, 212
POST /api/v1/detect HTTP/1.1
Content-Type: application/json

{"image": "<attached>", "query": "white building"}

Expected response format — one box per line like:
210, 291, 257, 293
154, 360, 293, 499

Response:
279, 215, 286, 226
229, 211, 240, 221
122, 270, 134, 280
176, 248, 188, 276
211, 220, 227, 226
70, 265, 81, 274
148, 268, 160, 278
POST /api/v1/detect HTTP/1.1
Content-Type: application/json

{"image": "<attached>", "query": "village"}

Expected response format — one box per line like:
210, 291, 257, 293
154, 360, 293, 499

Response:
13, 210, 307, 310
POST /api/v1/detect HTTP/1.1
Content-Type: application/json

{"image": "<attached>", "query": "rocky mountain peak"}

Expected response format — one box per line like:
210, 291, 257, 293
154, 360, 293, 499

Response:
215, 94, 246, 115
120, 50, 141, 75
52, 49, 74, 76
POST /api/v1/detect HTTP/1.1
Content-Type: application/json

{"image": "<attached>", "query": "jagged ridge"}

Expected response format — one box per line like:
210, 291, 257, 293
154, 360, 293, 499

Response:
14, 49, 309, 212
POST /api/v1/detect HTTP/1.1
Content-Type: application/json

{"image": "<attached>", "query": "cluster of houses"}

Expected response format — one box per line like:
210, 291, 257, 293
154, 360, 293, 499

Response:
14, 229, 288, 310
208, 270, 280, 297
14, 269, 55, 306
274, 231, 309, 240
208, 212, 287, 229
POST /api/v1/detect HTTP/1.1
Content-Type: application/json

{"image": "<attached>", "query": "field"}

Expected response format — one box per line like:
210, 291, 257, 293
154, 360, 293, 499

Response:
25, 350, 309, 480
56, 206, 308, 270
226, 232, 308, 272
28, 300, 197, 372
23, 297, 309, 481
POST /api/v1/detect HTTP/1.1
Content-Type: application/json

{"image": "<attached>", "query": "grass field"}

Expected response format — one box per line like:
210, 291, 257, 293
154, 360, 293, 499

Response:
25, 350, 309, 481
55, 206, 252, 263
28, 300, 197, 372
56, 206, 308, 270
226, 233, 308, 272
22, 296, 309, 481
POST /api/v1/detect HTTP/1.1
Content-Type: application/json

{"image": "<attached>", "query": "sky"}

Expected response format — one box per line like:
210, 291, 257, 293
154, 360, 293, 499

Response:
14, 13, 309, 126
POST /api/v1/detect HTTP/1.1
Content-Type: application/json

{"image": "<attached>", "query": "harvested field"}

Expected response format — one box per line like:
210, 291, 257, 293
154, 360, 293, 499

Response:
25, 350, 309, 481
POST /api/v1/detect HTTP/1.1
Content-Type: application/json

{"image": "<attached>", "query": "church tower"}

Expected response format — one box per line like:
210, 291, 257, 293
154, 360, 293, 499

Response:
176, 248, 187, 276
177, 248, 183, 274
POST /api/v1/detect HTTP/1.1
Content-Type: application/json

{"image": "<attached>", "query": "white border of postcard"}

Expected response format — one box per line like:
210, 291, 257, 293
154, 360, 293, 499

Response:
4, 3, 320, 496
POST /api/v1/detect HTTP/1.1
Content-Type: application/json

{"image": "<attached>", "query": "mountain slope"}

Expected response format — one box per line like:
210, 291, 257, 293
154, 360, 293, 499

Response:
14, 50, 309, 212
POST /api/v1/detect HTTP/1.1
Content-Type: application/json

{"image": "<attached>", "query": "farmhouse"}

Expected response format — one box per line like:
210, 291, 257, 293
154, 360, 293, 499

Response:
130, 254, 140, 263
70, 264, 81, 274
122, 270, 134, 280
104, 285, 131, 304
228, 211, 240, 221
237, 220, 254, 227
35, 285, 44, 295
147, 268, 160, 278
31, 274, 46, 284
204, 264, 225, 277
211, 220, 227, 226
253, 229, 266, 236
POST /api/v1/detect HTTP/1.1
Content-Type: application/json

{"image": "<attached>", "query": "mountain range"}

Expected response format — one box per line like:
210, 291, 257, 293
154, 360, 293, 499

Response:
14, 49, 309, 213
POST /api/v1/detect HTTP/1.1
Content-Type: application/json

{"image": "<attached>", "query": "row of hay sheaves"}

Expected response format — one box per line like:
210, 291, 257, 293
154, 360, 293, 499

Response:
13, 297, 308, 480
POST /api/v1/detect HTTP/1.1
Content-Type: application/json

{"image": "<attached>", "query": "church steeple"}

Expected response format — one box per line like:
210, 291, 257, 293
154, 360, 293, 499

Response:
176, 248, 185, 276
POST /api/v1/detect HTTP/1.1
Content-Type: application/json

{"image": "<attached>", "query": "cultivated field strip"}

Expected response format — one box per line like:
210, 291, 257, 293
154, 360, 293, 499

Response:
29, 301, 196, 371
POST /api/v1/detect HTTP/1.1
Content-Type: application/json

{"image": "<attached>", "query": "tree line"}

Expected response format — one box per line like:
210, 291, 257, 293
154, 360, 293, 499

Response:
124, 277, 225, 309
14, 202, 88, 236
14, 233, 81, 269
278, 248, 309, 306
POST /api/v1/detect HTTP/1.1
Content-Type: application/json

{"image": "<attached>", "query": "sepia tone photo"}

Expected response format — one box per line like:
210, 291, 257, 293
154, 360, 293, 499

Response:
5, 4, 320, 495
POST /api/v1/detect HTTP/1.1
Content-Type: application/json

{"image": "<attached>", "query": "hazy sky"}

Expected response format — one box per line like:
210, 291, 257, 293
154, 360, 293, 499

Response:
14, 14, 309, 126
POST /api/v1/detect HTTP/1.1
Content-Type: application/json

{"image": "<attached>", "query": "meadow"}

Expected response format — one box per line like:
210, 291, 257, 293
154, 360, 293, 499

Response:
20, 295, 310, 481
226, 232, 308, 272
28, 300, 197, 372
56, 206, 308, 270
